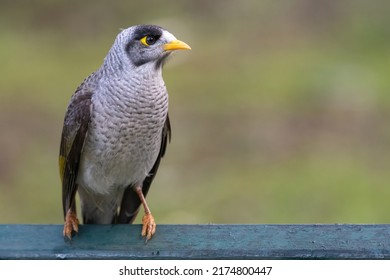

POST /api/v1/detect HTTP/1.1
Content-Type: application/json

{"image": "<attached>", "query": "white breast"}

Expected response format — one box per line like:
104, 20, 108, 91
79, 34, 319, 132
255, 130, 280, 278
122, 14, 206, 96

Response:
77, 74, 168, 195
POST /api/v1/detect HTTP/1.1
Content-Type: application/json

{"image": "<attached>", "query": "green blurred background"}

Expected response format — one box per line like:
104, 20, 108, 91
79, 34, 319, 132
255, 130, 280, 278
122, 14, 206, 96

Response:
1, 0, 390, 225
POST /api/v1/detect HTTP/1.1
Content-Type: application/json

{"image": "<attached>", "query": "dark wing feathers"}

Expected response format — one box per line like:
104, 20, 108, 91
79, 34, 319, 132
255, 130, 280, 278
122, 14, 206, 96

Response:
117, 114, 171, 224
59, 89, 92, 217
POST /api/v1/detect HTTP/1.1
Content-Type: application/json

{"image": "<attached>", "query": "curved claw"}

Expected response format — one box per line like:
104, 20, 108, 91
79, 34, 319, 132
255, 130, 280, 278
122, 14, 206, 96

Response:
141, 213, 156, 241
63, 209, 79, 240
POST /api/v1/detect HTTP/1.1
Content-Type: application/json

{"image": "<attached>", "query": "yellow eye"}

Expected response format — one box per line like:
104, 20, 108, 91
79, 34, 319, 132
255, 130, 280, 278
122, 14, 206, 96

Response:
140, 35, 158, 46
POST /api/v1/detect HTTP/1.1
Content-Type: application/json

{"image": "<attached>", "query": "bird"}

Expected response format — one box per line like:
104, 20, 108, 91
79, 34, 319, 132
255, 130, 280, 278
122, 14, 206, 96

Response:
59, 24, 191, 241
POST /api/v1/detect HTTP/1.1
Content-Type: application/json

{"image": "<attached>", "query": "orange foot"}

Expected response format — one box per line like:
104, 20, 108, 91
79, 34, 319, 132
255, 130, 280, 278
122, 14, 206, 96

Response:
141, 213, 156, 241
63, 209, 79, 240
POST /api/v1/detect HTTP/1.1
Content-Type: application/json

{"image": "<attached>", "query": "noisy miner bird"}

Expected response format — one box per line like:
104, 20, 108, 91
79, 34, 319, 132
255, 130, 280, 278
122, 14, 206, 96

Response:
59, 25, 191, 241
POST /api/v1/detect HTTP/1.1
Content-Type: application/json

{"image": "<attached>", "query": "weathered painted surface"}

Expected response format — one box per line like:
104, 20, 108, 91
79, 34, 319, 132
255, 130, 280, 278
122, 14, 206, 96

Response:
0, 224, 389, 259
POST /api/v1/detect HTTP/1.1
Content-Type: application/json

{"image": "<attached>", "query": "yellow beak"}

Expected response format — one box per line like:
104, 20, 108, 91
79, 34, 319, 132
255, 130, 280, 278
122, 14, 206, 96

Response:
164, 39, 191, 51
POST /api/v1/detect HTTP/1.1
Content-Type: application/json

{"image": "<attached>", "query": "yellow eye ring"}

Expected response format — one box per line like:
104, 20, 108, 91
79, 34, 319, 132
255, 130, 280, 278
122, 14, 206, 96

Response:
140, 36, 149, 46
140, 35, 158, 46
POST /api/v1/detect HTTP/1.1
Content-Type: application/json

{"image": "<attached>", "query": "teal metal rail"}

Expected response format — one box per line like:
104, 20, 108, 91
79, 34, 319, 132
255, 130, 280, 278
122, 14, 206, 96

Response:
0, 224, 389, 259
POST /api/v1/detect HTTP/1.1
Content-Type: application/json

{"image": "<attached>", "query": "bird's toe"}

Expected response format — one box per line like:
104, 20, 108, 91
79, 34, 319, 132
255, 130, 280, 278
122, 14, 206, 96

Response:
141, 213, 156, 241
63, 210, 79, 240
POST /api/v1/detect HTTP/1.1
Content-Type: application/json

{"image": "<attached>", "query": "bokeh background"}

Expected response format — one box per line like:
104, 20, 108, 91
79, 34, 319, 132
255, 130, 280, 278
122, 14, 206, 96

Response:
1, 0, 390, 225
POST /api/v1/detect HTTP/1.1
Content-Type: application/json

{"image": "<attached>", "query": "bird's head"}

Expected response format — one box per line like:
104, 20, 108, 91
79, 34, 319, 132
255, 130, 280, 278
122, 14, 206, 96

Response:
106, 25, 191, 73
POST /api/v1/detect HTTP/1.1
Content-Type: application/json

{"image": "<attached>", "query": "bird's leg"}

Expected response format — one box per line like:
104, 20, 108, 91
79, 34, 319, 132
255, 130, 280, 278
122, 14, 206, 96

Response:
63, 207, 79, 240
134, 185, 156, 241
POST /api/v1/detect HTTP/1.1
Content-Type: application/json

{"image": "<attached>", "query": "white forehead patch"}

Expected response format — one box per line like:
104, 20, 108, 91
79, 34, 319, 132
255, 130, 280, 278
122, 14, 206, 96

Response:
161, 30, 177, 42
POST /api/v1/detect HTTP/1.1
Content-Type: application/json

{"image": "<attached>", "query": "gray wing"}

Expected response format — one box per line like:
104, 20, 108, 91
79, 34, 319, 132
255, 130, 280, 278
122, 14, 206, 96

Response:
59, 88, 92, 218
117, 114, 171, 224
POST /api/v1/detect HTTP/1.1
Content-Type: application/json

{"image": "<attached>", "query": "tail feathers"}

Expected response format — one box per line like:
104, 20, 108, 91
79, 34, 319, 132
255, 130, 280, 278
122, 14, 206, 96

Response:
78, 184, 149, 225
117, 185, 142, 224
